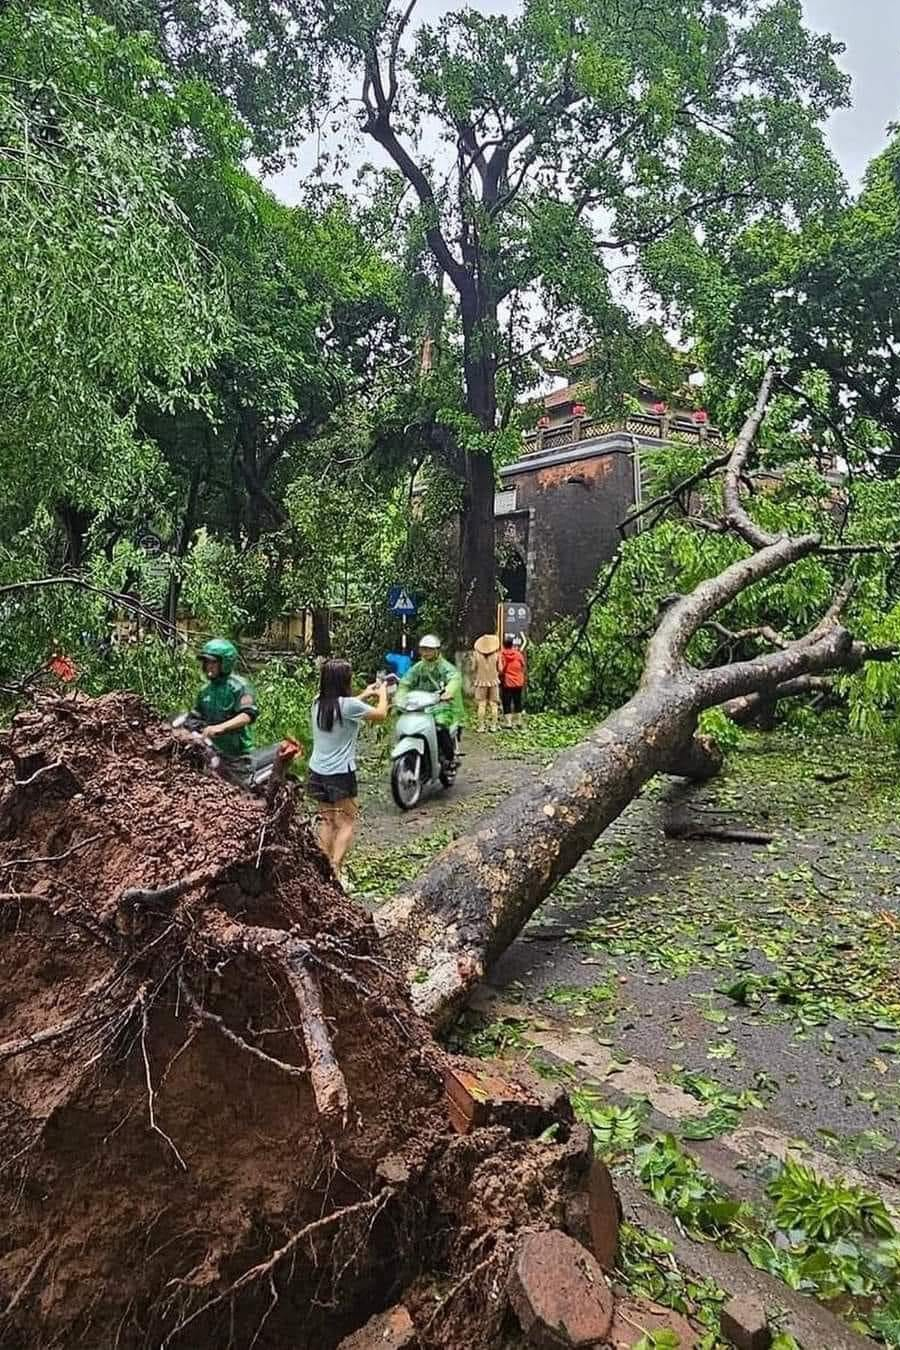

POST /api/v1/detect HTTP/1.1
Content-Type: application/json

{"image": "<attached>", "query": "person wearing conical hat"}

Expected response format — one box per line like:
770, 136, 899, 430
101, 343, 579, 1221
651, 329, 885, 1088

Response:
472, 632, 501, 733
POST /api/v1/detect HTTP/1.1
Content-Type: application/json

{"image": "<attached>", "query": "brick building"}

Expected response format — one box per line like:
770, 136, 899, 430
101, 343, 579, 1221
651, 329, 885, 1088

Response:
493, 386, 720, 637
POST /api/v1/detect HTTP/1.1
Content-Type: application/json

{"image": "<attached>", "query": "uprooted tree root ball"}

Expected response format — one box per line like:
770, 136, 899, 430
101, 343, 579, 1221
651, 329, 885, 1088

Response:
0, 693, 660, 1350
0, 693, 446, 1347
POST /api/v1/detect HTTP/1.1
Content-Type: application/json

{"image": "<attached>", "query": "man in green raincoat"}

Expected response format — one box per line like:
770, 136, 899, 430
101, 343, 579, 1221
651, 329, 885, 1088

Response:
192, 638, 258, 764
396, 634, 463, 764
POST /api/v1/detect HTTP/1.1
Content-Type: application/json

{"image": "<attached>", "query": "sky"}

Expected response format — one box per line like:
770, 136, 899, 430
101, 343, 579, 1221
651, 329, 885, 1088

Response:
267, 0, 900, 202
802, 0, 900, 188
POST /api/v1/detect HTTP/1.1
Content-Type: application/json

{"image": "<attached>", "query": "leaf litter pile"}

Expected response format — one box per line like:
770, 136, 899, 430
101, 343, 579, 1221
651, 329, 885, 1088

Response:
0, 693, 672, 1350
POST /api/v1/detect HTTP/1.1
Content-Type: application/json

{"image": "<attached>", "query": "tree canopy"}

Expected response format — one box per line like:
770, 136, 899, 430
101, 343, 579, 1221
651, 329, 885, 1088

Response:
5, 0, 900, 747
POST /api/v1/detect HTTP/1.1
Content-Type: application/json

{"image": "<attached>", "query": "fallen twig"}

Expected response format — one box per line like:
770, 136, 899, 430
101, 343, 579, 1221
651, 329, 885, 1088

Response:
663, 819, 773, 845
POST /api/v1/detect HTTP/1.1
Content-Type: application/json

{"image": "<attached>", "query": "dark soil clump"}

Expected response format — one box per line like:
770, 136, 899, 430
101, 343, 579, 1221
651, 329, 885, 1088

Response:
0, 693, 443, 1348
0, 694, 686, 1350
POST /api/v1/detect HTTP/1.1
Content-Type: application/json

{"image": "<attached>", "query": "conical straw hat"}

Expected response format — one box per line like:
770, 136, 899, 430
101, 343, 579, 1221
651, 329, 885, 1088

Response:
474, 633, 501, 655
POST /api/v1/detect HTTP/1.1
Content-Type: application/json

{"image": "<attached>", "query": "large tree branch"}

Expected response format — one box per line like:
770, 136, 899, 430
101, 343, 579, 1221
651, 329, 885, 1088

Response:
387, 0, 418, 106
362, 67, 469, 296
722, 366, 780, 548
644, 532, 821, 680
379, 367, 889, 1027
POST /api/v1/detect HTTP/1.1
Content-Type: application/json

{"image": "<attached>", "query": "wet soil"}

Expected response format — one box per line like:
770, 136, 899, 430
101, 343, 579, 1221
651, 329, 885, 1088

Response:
0, 698, 608, 1350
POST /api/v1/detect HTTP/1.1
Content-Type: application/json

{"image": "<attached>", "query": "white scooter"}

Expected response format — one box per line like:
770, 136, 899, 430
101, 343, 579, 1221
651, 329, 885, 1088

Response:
390, 687, 460, 811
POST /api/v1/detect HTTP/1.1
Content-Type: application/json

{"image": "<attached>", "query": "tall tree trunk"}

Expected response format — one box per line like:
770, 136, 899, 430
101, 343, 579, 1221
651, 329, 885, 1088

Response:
54, 501, 92, 569
458, 298, 499, 645
165, 449, 207, 630
311, 607, 332, 658
379, 369, 891, 1028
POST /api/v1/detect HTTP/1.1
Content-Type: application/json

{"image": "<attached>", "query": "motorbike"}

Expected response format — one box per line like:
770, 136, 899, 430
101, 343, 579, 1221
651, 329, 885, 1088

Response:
390, 687, 460, 811
170, 713, 299, 796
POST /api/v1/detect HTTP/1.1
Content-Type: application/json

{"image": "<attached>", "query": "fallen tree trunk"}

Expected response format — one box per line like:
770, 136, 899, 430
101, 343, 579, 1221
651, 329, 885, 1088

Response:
379, 369, 887, 1028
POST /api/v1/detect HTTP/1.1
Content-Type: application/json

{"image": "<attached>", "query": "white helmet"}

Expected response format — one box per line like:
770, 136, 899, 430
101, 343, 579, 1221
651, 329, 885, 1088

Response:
418, 633, 442, 650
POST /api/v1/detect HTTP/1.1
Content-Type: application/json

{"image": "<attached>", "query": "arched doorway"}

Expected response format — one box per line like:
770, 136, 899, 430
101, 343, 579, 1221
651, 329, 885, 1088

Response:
499, 549, 527, 604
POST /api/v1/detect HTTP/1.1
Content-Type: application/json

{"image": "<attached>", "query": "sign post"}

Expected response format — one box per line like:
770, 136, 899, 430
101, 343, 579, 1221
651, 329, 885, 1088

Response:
387, 586, 419, 669
499, 602, 531, 648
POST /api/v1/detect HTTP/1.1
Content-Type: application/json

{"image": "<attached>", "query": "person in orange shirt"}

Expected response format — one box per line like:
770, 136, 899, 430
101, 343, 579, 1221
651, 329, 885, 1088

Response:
499, 635, 526, 731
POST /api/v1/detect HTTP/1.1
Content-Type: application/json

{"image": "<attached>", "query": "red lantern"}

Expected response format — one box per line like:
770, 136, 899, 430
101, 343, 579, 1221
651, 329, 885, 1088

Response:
572, 403, 587, 417
537, 415, 550, 429
693, 408, 709, 424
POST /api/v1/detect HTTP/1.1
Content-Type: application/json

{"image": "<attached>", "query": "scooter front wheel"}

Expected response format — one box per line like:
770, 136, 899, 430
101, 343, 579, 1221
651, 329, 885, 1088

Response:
391, 752, 423, 810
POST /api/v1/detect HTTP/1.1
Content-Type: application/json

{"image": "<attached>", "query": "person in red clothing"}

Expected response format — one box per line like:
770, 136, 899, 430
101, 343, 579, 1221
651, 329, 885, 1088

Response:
499, 635, 526, 730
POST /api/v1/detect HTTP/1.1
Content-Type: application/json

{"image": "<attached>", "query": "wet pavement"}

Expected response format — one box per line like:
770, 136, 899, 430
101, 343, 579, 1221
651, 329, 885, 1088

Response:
353, 725, 900, 1188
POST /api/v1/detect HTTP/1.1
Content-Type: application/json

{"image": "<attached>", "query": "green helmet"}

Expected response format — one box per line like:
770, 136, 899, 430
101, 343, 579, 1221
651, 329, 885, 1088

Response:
199, 637, 238, 676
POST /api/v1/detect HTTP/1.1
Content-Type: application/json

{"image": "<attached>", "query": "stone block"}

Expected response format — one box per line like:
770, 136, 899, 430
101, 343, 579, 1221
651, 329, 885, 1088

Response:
507, 1230, 613, 1348
720, 1295, 771, 1350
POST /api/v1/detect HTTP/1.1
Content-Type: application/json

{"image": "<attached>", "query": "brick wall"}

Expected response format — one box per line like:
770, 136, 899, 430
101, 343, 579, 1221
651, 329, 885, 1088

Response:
501, 449, 635, 636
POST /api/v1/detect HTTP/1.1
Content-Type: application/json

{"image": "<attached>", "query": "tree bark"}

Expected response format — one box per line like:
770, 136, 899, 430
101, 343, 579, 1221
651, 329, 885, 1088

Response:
455, 294, 500, 645
378, 369, 883, 1029
457, 448, 498, 645
311, 607, 332, 658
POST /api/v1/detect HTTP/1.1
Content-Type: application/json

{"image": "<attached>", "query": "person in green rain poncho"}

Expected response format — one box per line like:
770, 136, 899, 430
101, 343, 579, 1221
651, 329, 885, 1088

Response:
192, 638, 258, 762
395, 634, 463, 764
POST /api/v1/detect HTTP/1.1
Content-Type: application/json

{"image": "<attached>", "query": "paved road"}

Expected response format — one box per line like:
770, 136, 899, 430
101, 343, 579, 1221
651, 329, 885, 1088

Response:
353, 726, 900, 1187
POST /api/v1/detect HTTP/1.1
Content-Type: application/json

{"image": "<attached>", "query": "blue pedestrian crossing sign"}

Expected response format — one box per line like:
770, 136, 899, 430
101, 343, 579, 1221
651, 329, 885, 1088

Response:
388, 585, 418, 617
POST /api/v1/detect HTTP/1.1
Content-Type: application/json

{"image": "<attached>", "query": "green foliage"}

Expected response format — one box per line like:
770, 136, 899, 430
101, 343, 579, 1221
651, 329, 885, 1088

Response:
447, 1013, 531, 1059
697, 708, 743, 754
633, 1332, 682, 1350
635, 1136, 743, 1241
617, 1225, 726, 1347
630, 1136, 900, 1341
767, 1158, 896, 1244
676, 1072, 766, 1141
0, 0, 230, 539
530, 460, 900, 741
682, 134, 900, 478
571, 1092, 647, 1160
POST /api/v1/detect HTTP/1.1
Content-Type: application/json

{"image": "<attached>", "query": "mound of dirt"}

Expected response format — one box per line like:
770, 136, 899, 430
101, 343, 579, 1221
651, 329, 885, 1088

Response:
0, 693, 445, 1348
0, 693, 698, 1350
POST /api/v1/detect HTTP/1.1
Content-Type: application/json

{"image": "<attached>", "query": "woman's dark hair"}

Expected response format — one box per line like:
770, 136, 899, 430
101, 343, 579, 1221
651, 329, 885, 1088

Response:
503, 635, 515, 649
316, 659, 353, 732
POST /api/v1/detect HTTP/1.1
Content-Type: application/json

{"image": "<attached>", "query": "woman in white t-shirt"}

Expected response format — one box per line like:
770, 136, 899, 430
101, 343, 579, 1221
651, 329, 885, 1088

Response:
307, 659, 388, 877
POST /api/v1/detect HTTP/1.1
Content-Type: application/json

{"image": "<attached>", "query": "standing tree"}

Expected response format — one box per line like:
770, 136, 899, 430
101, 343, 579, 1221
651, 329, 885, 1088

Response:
0, 0, 230, 571
101, 0, 851, 643
653, 133, 900, 475
339, 0, 850, 640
